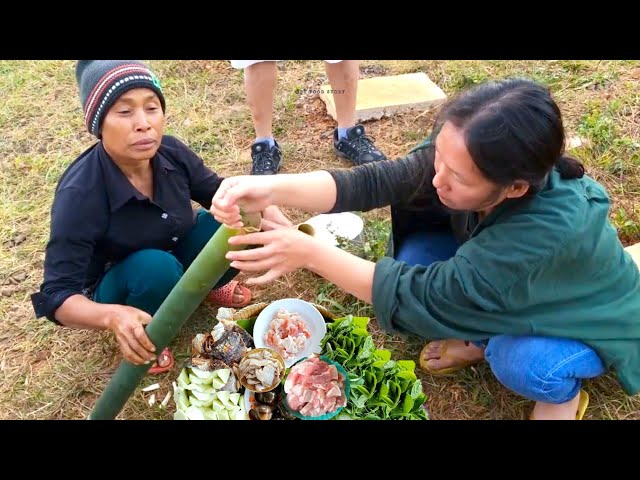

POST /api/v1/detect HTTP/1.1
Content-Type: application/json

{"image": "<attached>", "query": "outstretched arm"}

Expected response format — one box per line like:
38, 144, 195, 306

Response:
226, 228, 375, 303
212, 150, 433, 229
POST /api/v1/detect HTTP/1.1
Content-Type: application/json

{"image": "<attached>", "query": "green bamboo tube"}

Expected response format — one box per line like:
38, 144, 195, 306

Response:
88, 213, 261, 420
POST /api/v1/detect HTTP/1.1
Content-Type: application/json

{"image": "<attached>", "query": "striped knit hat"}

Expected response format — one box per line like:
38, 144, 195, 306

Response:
76, 60, 166, 137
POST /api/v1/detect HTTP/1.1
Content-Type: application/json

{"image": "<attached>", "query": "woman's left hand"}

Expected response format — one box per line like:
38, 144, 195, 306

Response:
260, 205, 294, 231
226, 228, 315, 285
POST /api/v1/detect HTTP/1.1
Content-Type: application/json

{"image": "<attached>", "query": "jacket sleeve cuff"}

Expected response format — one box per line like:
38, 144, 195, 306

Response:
31, 290, 75, 325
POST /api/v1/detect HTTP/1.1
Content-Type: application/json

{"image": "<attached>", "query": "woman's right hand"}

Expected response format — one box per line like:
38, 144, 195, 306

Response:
211, 176, 276, 229
104, 305, 157, 365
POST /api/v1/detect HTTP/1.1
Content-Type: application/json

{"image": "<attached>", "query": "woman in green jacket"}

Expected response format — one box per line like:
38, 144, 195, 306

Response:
211, 78, 640, 420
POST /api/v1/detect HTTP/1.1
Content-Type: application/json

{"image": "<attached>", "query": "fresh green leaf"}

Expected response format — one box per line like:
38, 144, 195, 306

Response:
397, 378, 412, 393
410, 379, 423, 399
412, 393, 427, 410
383, 360, 397, 371
351, 328, 369, 337
352, 394, 368, 409
364, 370, 378, 393
235, 317, 256, 334
336, 316, 354, 331
354, 385, 370, 397
388, 381, 403, 407
374, 349, 392, 362
352, 317, 370, 329
335, 347, 350, 360
372, 360, 389, 369
356, 336, 375, 363
397, 370, 417, 382
402, 394, 415, 413
344, 337, 357, 357
397, 360, 416, 372
363, 413, 382, 420
378, 380, 390, 401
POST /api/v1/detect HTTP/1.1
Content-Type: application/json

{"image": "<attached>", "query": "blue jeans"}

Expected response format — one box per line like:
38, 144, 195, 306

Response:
93, 209, 238, 316
396, 227, 606, 403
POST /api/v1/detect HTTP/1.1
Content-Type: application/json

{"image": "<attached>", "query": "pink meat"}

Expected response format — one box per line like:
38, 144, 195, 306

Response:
326, 384, 342, 398
284, 356, 347, 417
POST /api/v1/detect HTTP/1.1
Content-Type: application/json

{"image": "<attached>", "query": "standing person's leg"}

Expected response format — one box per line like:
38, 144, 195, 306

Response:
324, 60, 386, 165
230, 60, 282, 175
324, 60, 358, 132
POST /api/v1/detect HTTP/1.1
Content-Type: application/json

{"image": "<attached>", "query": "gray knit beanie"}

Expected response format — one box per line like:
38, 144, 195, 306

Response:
75, 60, 166, 137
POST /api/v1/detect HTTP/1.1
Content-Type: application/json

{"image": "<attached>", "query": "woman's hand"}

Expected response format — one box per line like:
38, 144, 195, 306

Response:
104, 305, 157, 365
211, 176, 277, 229
261, 205, 294, 231
226, 228, 316, 285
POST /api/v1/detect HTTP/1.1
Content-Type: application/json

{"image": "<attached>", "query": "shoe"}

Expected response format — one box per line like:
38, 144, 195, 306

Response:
576, 389, 589, 420
205, 280, 252, 308
419, 340, 483, 375
250, 140, 282, 175
148, 347, 175, 375
334, 124, 387, 165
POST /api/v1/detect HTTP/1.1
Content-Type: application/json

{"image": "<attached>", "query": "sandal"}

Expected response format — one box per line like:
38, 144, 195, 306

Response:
148, 347, 174, 375
419, 340, 483, 375
205, 280, 252, 308
576, 389, 589, 420
530, 389, 589, 420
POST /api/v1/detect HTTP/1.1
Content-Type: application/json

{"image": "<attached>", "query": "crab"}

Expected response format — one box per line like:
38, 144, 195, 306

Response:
192, 320, 254, 366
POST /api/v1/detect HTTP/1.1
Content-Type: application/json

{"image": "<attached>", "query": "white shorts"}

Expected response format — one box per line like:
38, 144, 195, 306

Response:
230, 60, 343, 69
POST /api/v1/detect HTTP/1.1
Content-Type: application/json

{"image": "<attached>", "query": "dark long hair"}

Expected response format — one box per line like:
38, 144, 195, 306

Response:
417, 78, 584, 201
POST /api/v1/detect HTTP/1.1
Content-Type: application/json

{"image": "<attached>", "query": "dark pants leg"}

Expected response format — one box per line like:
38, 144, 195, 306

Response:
93, 209, 239, 314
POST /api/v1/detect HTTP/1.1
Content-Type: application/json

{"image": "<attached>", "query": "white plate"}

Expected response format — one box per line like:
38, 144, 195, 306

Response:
302, 212, 364, 247
252, 299, 327, 368
244, 388, 255, 413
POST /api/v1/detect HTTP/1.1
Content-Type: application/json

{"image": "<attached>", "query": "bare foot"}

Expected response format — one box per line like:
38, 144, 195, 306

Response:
531, 391, 582, 420
154, 351, 172, 368
422, 339, 485, 371
231, 284, 245, 304
210, 284, 247, 304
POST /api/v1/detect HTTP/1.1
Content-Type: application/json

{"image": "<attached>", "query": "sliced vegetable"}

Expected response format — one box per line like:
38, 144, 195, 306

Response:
172, 366, 248, 420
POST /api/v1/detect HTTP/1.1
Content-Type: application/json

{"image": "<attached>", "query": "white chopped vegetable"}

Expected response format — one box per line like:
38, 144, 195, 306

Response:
176, 398, 190, 412
174, 410, 188, 420
148, 394, 156, 406
188, 373, 212, 385
216, 391, 231, 404
188, 397, 213, 408
215, 369, 231, 384
184, 405, 205, 420
203, 409, 219, 420
161, 391, 171, 407
142, 383, 160, 392
210, 399, 226, 412
191, 367, 218, 380
173, 365, 247, 420
190, 390, 216, 402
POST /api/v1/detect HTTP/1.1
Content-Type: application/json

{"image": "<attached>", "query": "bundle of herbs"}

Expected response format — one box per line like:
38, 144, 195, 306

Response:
320, 316, 429, 420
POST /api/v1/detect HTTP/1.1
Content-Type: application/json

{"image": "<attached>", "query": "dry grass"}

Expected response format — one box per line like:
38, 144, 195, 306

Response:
1, 60, 639, 420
